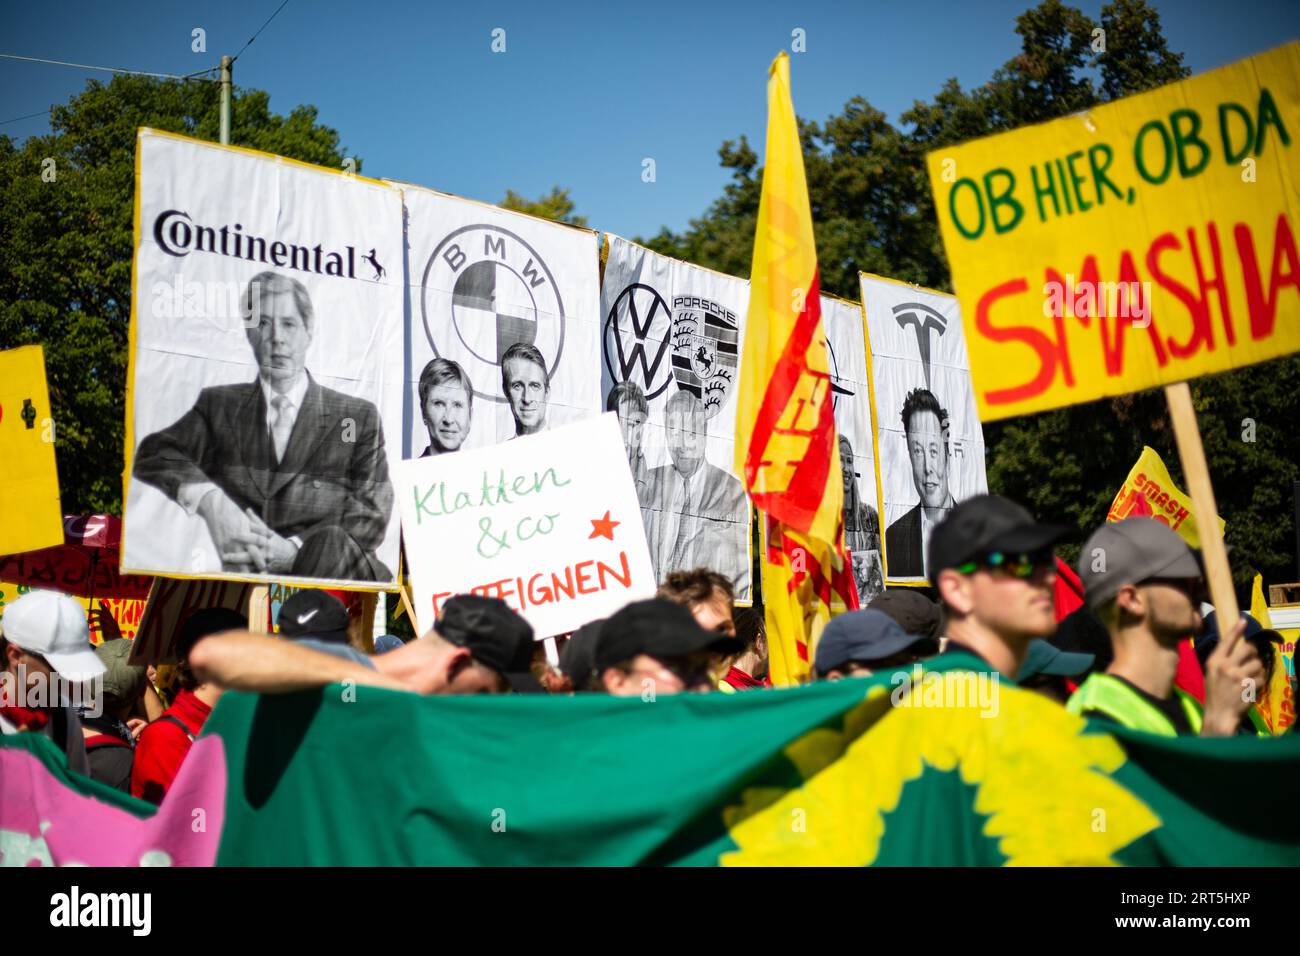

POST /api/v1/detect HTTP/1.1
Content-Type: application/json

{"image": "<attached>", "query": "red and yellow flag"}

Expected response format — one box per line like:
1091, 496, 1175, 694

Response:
735, 53, 856, 686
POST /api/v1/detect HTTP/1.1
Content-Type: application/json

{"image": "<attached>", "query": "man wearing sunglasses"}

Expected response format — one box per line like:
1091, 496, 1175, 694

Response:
1070, 518, 1263, 737
928, 495, 1068, 678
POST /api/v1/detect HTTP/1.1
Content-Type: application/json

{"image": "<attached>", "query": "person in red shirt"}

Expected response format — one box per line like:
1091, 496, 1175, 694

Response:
719, 606, 771, 692
131, 607, 244, 805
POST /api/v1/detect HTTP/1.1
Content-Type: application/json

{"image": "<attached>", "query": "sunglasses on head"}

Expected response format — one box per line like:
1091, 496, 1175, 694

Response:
956, 549, 1054, 578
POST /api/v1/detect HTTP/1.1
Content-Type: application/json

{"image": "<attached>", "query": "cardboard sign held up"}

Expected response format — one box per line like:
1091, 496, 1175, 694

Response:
397, 413, 656, 640
0, 346, 64, 555
926, 42, 1300, 421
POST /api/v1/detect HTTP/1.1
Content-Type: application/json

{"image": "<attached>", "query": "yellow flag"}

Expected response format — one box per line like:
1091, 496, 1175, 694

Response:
1251, 574, 1296, 735
0, 346, 63, 554
735, 54, 855, 685
1106, 446, 1223, 549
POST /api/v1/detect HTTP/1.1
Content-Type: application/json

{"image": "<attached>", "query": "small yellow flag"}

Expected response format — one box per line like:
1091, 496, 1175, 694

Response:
1251, 574, 1296, 736
1106, 446, 1223, 549
0, 346, 64, 554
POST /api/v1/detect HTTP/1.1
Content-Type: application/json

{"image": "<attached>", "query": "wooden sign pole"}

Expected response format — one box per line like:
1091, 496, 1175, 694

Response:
1163, 382, 1239, 648
397, 584, 420, 634
247, 585, 271, 635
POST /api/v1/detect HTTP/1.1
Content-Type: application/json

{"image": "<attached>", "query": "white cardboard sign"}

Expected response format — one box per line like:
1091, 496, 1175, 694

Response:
397, 413, 656, 639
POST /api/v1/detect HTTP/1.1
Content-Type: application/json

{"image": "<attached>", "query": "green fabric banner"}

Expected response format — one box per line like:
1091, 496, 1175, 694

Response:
3, 653, 1298, 866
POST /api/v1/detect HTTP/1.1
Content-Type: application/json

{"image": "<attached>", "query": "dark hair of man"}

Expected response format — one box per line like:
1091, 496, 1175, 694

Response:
606, 380, 648, 416
732, 606, 766, 653
418, 358, 474, 413
243, 270, 314, 335
500, 342, 549, 391
900, 387, 949, 437
657, 567, 735, 609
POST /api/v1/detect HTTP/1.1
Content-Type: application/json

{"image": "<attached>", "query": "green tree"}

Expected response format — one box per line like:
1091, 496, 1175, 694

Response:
499, 186, 588, 227
643, 0, 1297, 595
0, 75, 356, 515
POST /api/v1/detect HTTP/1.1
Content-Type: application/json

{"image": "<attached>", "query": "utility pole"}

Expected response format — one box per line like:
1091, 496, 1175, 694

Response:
219, 55, 232, 145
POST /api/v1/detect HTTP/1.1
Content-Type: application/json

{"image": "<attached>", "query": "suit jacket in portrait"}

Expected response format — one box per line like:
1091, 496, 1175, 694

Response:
884, 502, 924, 579
132, 375, 394, 581
643, 461, 749, 593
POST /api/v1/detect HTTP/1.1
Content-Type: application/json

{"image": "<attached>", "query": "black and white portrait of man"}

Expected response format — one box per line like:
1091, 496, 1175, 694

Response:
501, 342, 550, 437
643, 390, 749, 590
840, 434, 883, 605
607, 379, 651, 502
132, 270, 395, 581
884, 387, 956, 578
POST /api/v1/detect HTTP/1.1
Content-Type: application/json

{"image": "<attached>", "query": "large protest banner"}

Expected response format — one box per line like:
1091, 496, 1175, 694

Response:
399, 183, 601, 458
822, 295, 883, 606
860, 274, 987, 584
122, 129, 406, 590
1107, 445, 1225, 548
397, 413, 656, 639
600, 235, 752, 601
926, 42, 1300, 422
7, 653, 1300, 865
0, 345, 63, 555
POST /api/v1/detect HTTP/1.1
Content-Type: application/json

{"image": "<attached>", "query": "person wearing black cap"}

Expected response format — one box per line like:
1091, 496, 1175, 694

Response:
927, 494, 1067, 678
189, 594, 534, 696
277, 590, 352, 646
1069, 518, 1262, 737
868, 590, 942, 643
812, 609, 938, 680
594, 599, 742, 696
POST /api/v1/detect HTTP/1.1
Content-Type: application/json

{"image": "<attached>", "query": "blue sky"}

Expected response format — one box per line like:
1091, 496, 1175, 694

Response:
3, 0, 1297, 238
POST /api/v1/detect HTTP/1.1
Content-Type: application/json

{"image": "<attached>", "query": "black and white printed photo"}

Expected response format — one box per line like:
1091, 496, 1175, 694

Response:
123, 130, 406, 588
133, 272, 394, 581
642, 390, 749, 591
883, 387, 956, 579
402, 184, 601, 455
417, 358, 474, 457
822, 295, 884, 607
859, 275, 987, 584
501, 342, 551, 437
601, 235, 753, 601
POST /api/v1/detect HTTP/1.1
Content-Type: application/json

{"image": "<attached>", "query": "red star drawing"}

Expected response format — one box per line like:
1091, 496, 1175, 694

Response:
589, 511, 619, 540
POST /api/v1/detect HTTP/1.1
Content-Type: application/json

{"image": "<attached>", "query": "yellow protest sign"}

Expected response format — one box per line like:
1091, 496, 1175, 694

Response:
1251, 575, 1296, 736
1106, 446, 1223, 549
0, 581, 147, 644
927, 42, 1300, 421
0, 346, 63, 554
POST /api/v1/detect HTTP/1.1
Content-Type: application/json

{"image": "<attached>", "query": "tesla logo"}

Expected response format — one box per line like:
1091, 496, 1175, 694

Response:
893, 302, 947, 390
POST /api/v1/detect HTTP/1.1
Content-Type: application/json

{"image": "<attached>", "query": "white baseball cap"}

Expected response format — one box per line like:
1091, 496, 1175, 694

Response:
1, 590, 106, 680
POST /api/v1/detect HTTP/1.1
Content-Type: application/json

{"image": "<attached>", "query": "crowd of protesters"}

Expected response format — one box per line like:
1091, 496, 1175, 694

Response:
1, 493, 1292, 806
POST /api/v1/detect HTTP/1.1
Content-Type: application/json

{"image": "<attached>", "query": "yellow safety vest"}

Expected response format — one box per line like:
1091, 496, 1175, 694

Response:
1066, 674, 1204, 736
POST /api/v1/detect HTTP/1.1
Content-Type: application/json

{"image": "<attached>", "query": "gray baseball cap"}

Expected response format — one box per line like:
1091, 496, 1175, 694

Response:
1077, 518, 1202, 609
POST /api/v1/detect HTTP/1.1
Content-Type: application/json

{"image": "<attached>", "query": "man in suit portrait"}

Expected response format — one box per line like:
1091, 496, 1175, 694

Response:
501, 342, 550, 437
133, 270, 394, 582
418, 357, 472, 457
885, 387, 956, 578
644, 390, 749, 592
606, 379, 651, 504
